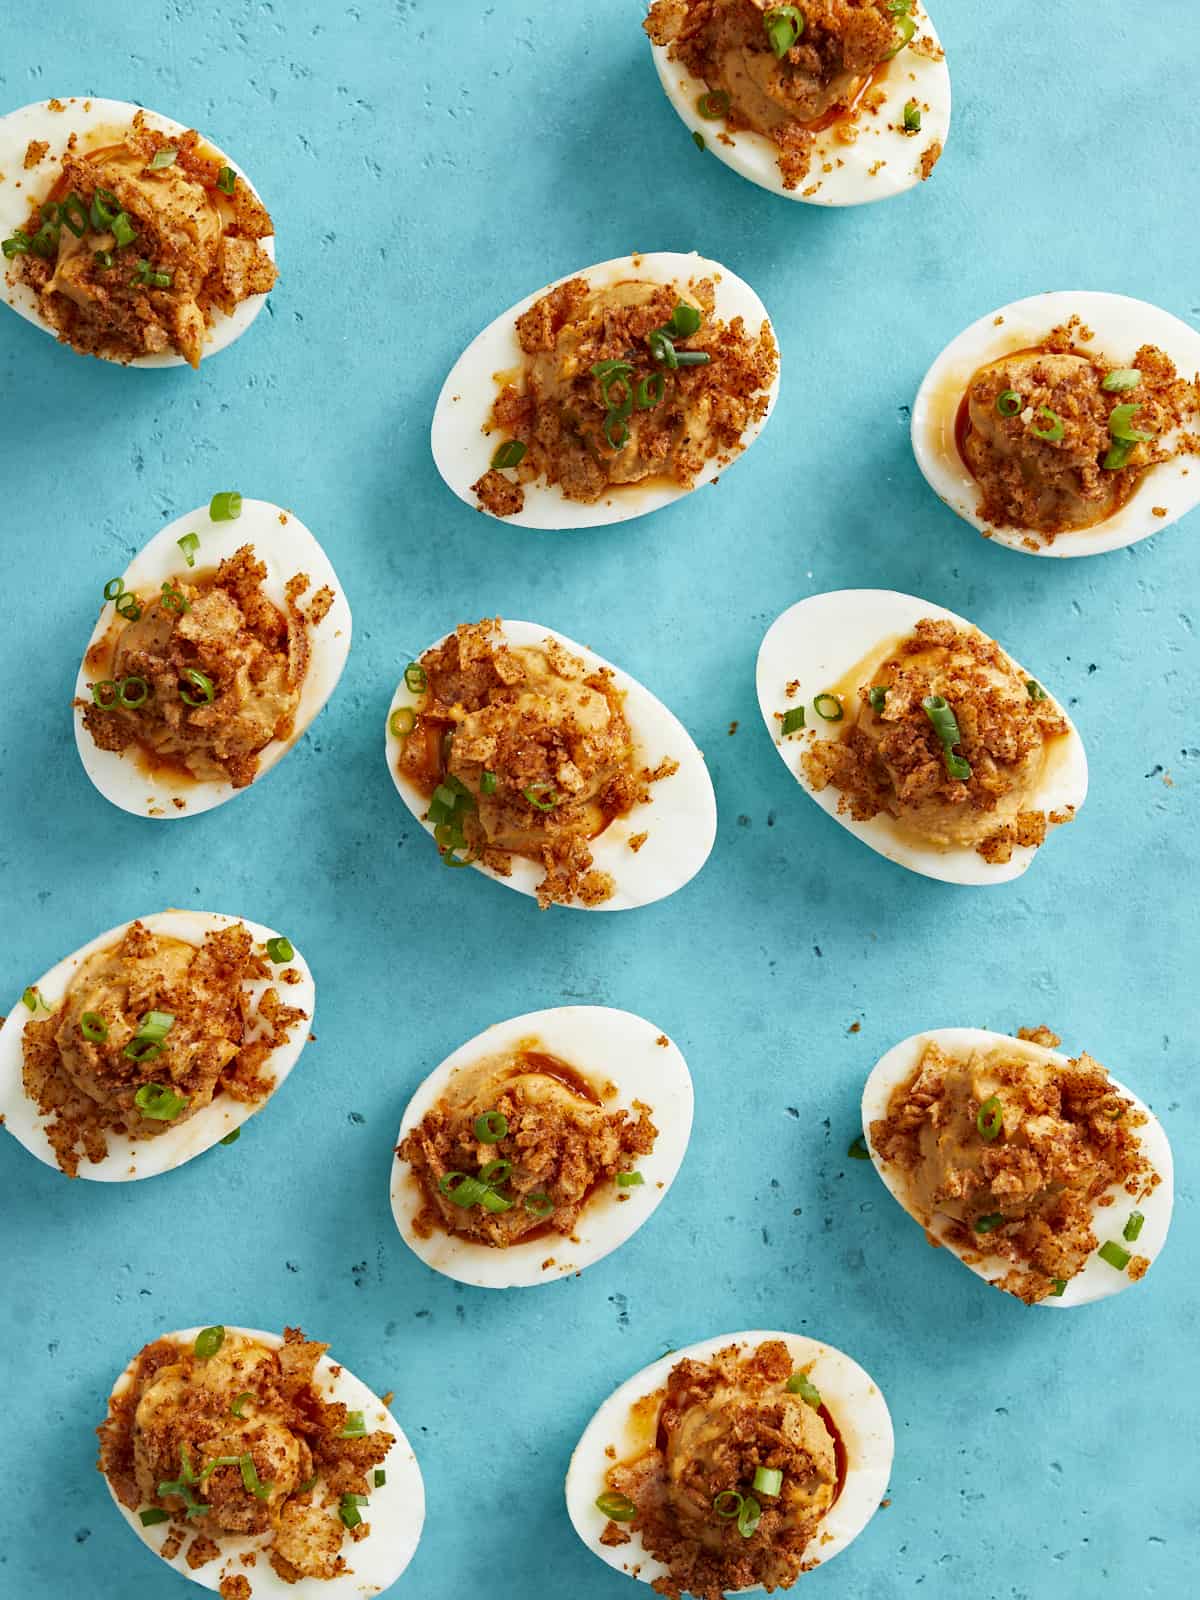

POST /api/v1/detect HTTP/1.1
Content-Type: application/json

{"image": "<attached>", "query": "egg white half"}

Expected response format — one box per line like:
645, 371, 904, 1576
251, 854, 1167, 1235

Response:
911, 290, 1200, 557
0, 97, 275, 366
391, 1006, 693, 1289
566, 1329, 894, 1591
385, 619, 717, 910
103, 1326, 424, 1597
861, 1028, 1174, 1307
0, 910, 315, 1181
648, 6, 950, 207
430, 250, 779, 530
755, 589, 1088, 885
74, 498, 351, 820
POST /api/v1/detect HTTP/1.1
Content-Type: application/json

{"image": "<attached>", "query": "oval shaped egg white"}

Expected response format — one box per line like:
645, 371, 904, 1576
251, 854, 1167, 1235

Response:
75, 497, 351, 819
861, 1028, 1174, 1307
431, 250, 779, 529
103, 1325, 424, 1596
755, 589, 1088, 885
385, 619, 716, 909
566, 1330, 894, 1590
0, 97, 274, 365
647, 6, 950, 206
912, 290, 1200, 557
391, 1006, 693, 1289
0, 910, 314, 1181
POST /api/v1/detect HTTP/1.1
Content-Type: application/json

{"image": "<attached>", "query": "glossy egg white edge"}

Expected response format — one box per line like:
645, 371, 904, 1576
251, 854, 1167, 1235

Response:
0, 910, 315, 1182
390, 1006, 694, 1289
104, 1325, 424, 1598
0, 97, 275, 366
74, 498, 352, 820
566, 1329, 894, 1590
430, 250, 780, 530
912, 290, 1200, 557
861, 1028, 1174, 1307
649, 7, 950, 207
385, 619, 717, 910
755, 588, 1089, 886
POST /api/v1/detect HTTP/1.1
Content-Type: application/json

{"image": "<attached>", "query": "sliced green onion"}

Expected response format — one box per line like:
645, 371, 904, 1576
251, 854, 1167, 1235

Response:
692, 131, 705, 151
2, 231, 31, 258
217, 166, 237, 195
1122, 1212, 1145, 1243
438, 1173, 490, 1208
265, 936, 294, 963
813, 692, 843, 722
138, 1010, 176, 1043
1108, 402, 1155, 444
737, 1494, 762, 1539
697, 90, 730, 119
115, 591, 142, 621
390, 706, 416, 738
667, 303, 702, 338
1031, 406, 1065, 442
922, 694, 971, 780
160, 581, 189, 615
479, 1158, 512, 1185
374, 1469, 386, 1487
524, 1191, 554, 1218
1026, 679, 1047, 701
240, 1453, 273, 1500
59, 192, 90, 236
973, 1213, 1006, 1234
124, 1039, 164, 1064
1049, 1278, 1067, 1297
28, 219, 60, 259
474, 1110, 508, 1142
976, 1095, 1003, 1142
596, 1491, 637, 1522
1098, 1240, 1131, 1270
636, 372, 665, 411
340, 1410, 366, 1438
22, 986, 47, 1012
90, 187, 119, 230
339, 1493, 366, 1529
177, 532, 200, 567
94, 249, 114, 268
1102, 369, 1141, 392
616, 1171, 644, 1187
209, 491, 242, 521
404, 662, 427, 694
673, 350, 710, 368
1102, 440, 1135, 471
198, 1455, 241, 1482
885, 11, 917, 55
90, 680, 119, 708
713, 1490, 743, 1519
603, 410, 630, 451
764, 5, 804, 57
868, 685, 889, 712
903, 100, 921, 132
111, 211, 137, 249
80, 1011, 109, 1042
491, 440, 526, 470
117, 675, 150, 708
995, 390, 1022, 418
847, 1135, 870, 1161
591, 358, 633, 379
139, 1507, 171, 1526
480, 769, 498, 795
179, 668, 215, 708
133, 1082, 188, 1120
479, 1187, 513, 1214
219, 1128, 241, 1145
647, 329, 678, 370
298, 1475, 319, 1494
753, 1467, 783, 1497
780, 706, 806, 735
231, 1390, 253, 1419
194, 1325, 225, 1359
786, 1372, 822, 1406
149, 146, 178, 170
103, 576, 126, 601
522, 782, 559, 811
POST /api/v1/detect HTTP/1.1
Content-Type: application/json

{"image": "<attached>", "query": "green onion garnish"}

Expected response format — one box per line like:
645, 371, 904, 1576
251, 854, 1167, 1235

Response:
764, 5, 804, 57
737, 1494, 762, 1539
80, 1011, 109, 1042
1031, 406, 1065, 442
491, 440, 526, 470
1098, 1240, 1131, 1271
479, 1188, 513, 1214
1102, 440, 1135, 471
885, 11, 917, 55
160, 581, 189, 616
149, 147, 178, 170
868, 686, 889, 712
666, 303, 702, 338
697, 90, 731, 119
813, 692, 843, 722
115, 591, 142, 621
239, 1453, 273, 1501
922, 694, 971, 780
976, 1095, 1003, 1142
118, 675, 150, 708
903, 100, 921, 132
1107, 402, 1155, 444
1, 231, 31, 258
219, 1128, 241, 1145
780, 706, 805, 735
103, 577, 125, 601
1102, 369, 1141, 392
134, 1082, 189, 1120
786, 1372, 822, 1406
522, 782, 559, 811
265, 936, 294, 963
339, 1493, 367, 1529
995, 390, 1022, 418
847, 1135, 870, 1160
139, 1010, 175, 1043
177, 532, 200, 567
194, 1325, 226, 1359
89, 187, 118, 230
59, 192, 90, 237
479, 1158, 512, 1185
179, 668, 215, 707
197, 1455, 241, 1483
130, 258, 172, 289
480, 770, 498, 795
713, 1490, 744, 1519
390, 706, 416, 738
636, 372, 665, 410
230, 1391, 253, 1419
692, 131, 705, 151
404, 662, 427, 694
22, 986, 47, 1012
217, 166, 237, 195
673, 350, 710, 367
209, 491, 242, 521
438, 1172, 491, 1208
524, 1192, 554, 1218
973, 1213, 1006, 1234
1049, 1278, 1067, 1297
94, 249, 114, 268
139, 1508, 171, 1526
1122, 1212, 1145, 1243
90, 680, 119, 708
474, 1110, 508, 1142
111, 212, 137, 249
616, 1171, 644, 1187
752, 1467, 782, 1497
596, 1492, 636, 1521
374, 1469, 386, 1487
647, 330, 677, 370
340, 1410, 366, 1437
1026, 679, 1046, 700
603, 410, 630, 451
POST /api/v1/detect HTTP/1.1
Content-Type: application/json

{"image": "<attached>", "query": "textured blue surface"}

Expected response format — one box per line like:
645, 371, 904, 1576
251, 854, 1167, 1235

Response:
1, 3, 1198, 1597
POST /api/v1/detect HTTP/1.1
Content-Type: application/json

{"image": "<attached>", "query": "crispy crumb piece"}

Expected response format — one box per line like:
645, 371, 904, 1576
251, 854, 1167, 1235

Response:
628, 831, 648, 853
1017, 1025, 1062, 1048
23, 139, 49, 168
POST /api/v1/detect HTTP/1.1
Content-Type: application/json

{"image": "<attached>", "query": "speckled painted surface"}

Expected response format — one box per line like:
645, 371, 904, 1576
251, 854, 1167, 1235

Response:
0, 3, 1197, 1597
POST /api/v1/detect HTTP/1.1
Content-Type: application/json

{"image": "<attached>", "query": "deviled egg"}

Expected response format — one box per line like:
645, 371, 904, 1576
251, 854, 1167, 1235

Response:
385, 617, 716, 909
0, 97, 276, 366
567, 1330, 893, 1598
645, 1, 950, 206
431, 250, 779, 529
391, 1006, 693, 1289
75, 496, 351, 819
912, 291, 1200, 556
756, 589, 1087, 884
0, 910, 313, 1180
862, 1027, 1174, 1306
98, 1323, 424, 1596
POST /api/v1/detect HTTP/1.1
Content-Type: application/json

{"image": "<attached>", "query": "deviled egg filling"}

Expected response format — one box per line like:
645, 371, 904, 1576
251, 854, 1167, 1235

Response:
959, 322, 1200, 539
868, 1029, 1161, 1305
396, 620, 677, 908
81, 544, 336, 789
597, 1340, 841, 1600
397, 1042, 657, 1247
799, 617, 1074, 862
645, 0, 935, 192
473, 274, 777, 517
3, 113, 276, 366
98, 1327, 392, 1583
20, 920, 306, 1176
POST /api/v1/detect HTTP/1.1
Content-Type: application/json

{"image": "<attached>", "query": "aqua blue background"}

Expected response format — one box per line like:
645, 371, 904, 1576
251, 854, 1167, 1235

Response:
1, 3, 1197, 1596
